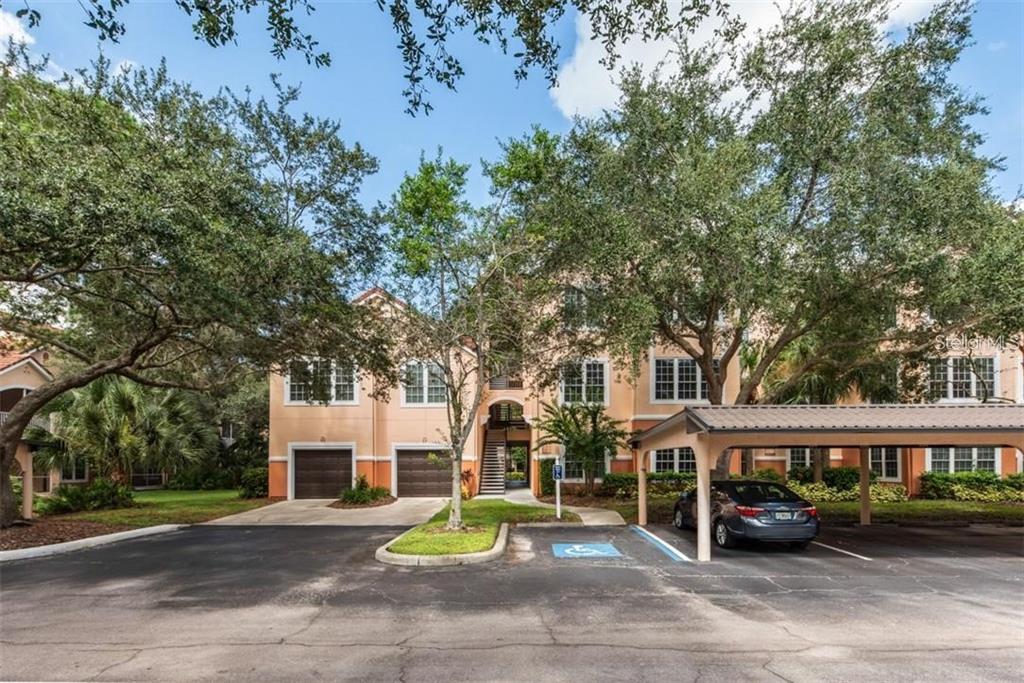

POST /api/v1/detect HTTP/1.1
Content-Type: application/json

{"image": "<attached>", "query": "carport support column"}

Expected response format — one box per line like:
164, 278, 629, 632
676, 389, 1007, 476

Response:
859, 446, 871, 525
695, 443, 711, 562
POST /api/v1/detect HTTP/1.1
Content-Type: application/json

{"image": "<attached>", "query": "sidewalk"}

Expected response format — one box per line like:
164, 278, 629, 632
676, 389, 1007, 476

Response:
501, 488, 626, 526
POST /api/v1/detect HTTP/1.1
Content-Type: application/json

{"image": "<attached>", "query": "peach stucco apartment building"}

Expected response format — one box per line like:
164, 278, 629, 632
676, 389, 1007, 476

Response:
267, 292, 1023, 501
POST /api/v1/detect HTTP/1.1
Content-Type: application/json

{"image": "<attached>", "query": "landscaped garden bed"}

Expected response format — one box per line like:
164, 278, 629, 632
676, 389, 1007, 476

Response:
0, 518, 132, 551
386, 499, 580, 556
329, 475, 395, 509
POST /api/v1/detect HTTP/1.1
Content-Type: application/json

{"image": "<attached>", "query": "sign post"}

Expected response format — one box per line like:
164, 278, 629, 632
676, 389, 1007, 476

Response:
553, 458, 563, 520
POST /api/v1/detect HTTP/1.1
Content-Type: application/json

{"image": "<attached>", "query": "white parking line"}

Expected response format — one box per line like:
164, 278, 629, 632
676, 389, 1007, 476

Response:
811, 540, 873, 561
631, 525, 691, 562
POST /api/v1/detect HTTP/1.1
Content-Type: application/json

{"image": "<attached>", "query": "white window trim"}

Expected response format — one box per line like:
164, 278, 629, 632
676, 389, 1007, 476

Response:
785, 448, 813, 471
286, 442, 357, 501
559, 446, 612, 483
60, 457, 88, 483
283, 359, 361, 406
558, 359, 610, 406
649, 356, 714, 405
652, 447, 697, 474
869, 446, 903, 482
930, 356, 1000, 403
399, 361, 447, 407
925, 446, 1001, 475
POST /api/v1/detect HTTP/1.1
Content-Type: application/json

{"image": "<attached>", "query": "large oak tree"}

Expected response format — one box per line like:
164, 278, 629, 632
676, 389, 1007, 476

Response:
0, 55, 389, 525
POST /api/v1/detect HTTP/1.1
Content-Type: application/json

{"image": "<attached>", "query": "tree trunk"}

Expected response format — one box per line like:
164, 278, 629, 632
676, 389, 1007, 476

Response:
0, 441, 18, 526
813, 448, 824, 483
447, 447, 463, 530
711, 448, 732, 479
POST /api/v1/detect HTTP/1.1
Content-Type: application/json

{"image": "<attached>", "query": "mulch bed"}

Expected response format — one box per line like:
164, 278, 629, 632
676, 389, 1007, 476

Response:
0, 518, 132, 551
328, 496, 397, 509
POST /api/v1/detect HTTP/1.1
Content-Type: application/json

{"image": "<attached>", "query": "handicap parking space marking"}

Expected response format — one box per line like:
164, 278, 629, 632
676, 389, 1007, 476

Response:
631, 525, 691, 562
551, 542, 622, 559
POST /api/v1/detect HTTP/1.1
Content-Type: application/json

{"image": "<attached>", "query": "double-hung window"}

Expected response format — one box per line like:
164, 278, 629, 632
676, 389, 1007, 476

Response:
560, 360, 607, 404
563, 449, 608, 480
928, 446, 998, 474
61, 456, 88, 482
869, 447, 900, 481
403, 361, 447, 406
928, 357, 996, 401
287, 359, 358, 404
787, 448, 811, 469
653, 447, 696, 473
653, 358, 720, 402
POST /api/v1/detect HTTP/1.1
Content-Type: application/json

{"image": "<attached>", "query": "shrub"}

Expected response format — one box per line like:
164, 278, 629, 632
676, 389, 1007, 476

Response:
919, 471, 1020, 501
38, 479, 134, 514
340, 475, 391, 504
748, 468, 783, 483
168, 468, 235, 491
787, 481, 908, 503
787, 465, 814, 484
823, 466, 874, 491
598, 472, 696, 499
539, 459, 555, 496
239, 467, 268, 498
506, 471, 526, 481
10, 476, 22, 501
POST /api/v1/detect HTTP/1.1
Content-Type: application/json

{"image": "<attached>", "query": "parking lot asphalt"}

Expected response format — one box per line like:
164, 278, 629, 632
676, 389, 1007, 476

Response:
2, 523, 1022, 681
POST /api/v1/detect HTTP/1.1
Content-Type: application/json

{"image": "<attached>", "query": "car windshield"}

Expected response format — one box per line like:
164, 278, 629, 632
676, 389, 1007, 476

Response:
733, 483, 802, 504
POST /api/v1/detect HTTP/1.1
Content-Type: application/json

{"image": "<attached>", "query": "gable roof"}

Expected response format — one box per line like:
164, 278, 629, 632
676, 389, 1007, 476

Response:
0, 350, 54, 381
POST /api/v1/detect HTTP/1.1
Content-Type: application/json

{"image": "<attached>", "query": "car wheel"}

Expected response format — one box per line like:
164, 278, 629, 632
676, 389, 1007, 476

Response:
713, 519, 736, 549
673, 508, 685, 529
789, 540, 811, 551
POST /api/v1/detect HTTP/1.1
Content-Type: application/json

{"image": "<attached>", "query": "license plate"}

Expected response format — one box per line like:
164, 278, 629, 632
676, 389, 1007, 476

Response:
774, 511, 793, 520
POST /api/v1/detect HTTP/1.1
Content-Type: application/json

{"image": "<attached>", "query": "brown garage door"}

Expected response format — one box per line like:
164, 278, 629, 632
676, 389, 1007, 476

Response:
294, 449, 353, 499
396, 449, 451, 497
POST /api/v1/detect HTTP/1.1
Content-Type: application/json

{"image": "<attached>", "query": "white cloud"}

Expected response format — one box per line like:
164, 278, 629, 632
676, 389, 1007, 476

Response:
0, 9, 35, 46
551, 1, 940, 120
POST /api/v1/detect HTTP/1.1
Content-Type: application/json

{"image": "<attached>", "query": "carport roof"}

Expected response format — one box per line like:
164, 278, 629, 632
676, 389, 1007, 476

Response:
633, 404, 1024, 443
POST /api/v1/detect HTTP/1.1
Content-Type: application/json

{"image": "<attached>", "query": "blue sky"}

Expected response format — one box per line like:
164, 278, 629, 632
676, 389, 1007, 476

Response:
4, 1, 1022, 206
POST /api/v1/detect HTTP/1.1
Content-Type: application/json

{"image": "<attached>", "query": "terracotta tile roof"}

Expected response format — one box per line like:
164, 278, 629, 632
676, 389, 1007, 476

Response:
0, 349, 31, 373
683, 404, 1024, 433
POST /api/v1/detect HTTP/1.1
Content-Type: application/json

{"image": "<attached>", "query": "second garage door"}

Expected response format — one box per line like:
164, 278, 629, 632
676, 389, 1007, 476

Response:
293, 448, 353, 499
396, 449, 451, 497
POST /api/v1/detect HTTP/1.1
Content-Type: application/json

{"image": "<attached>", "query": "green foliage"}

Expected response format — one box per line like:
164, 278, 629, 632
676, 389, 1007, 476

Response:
823, 467, 874, 491
38, 479, 135, 514
598, 472, 696, 499
539, 459, 555, 496
533, 402, 632, 495
239, 467, 268, 499
787, 481, 909, 503
505, 471, 526, 481
749, 468, 784, 483
787, 465, 815, 484
54, 0, 725, 115
167, 468, 235, 491
340, 474, 391, 504
9, 476, 22, 501
919, 471, 1021, 501
30, 377, 218, 480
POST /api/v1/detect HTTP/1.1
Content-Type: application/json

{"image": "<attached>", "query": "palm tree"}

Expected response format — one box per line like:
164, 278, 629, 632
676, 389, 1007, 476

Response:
30, 377, 218, 482
534, 402, 632, 495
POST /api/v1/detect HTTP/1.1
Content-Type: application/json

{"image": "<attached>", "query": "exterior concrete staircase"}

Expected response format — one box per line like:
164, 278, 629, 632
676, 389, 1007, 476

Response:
479, 430, 507, 495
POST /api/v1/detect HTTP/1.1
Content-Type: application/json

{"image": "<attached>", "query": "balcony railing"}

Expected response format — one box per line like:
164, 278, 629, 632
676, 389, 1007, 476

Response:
489, 376, 524, 390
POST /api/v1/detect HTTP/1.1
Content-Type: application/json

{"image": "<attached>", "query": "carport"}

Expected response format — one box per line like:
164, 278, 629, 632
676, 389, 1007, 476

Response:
632, 404, 1024, 562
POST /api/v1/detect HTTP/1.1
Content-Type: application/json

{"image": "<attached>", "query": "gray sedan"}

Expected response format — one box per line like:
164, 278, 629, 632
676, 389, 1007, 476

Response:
673, 479, 820, 550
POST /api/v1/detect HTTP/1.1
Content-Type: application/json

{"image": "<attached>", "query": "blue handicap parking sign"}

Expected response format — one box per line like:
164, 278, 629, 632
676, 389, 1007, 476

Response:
552, 464, 563, 480
552, 543, 622, 559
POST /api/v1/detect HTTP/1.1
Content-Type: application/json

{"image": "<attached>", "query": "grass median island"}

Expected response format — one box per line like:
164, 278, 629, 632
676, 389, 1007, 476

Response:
388, 499, 581, 556
60, 489, 271, 527
816, 500, 1024, 525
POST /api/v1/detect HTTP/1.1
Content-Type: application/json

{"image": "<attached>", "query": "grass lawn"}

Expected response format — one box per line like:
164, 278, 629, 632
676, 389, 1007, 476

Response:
60, 490, 270, 527
388, 499, 581, 556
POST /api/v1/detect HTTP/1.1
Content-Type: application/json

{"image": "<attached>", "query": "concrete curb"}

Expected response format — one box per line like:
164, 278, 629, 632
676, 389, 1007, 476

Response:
376, 523, 509, 567
0, 524, 186, 563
